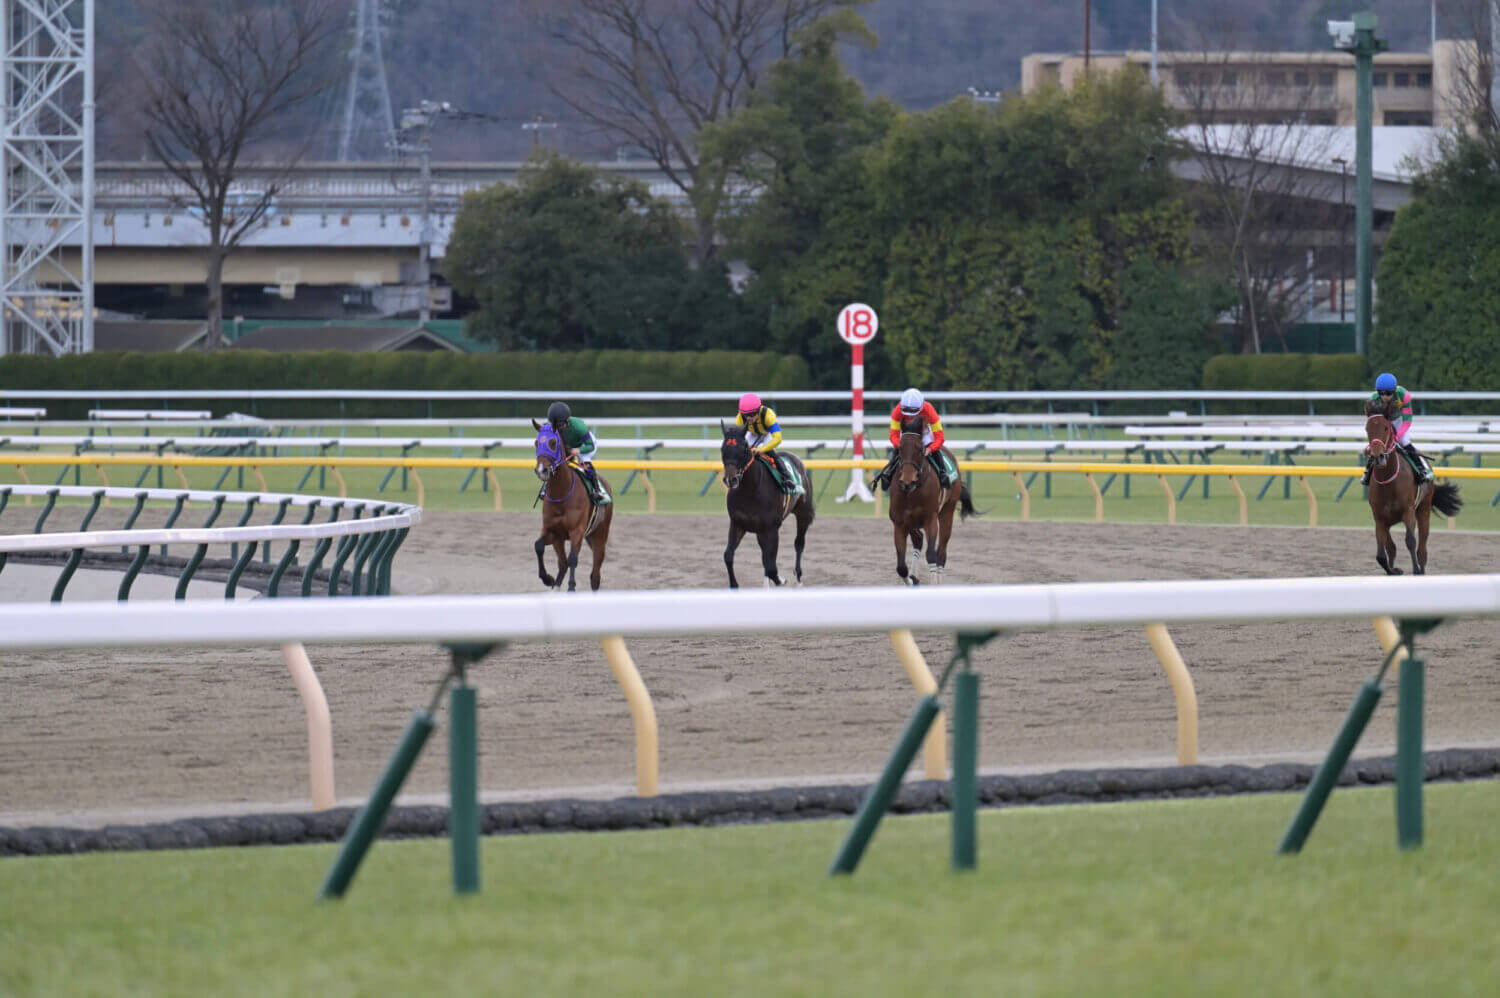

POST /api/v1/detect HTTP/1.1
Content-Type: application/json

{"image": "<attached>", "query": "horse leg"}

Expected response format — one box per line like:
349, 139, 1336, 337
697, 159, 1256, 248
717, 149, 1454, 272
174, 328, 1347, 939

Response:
1416, 502, 1431, 575
936, 504, 957, 570
791, 506, 810, 586
923, 512, 941, 580
908, 528, 923, 567
586, 521, 609, 592
894, 520, 915, 586
724, 521, 746, 589
1403, 509, 1421, 575
564, 529, 584, 592
1374, 521, 1399, 575
535, 535, 556, 588
757, 528, 784, 587
552, 538, 568, 590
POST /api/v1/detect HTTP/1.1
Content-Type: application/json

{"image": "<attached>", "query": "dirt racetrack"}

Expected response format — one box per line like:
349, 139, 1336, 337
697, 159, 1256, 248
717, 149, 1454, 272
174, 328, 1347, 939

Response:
3, 510, 1499, 828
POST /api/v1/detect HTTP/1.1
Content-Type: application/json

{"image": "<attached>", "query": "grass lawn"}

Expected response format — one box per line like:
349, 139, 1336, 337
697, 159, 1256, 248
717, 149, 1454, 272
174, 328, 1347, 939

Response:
3, 781, 1498, 997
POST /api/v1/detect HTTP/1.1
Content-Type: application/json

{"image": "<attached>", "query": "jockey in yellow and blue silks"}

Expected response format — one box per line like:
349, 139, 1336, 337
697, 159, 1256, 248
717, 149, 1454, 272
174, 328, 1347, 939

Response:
735, 392, 800, 494
1362, 372, 1431, 486
546, 401, 610, 504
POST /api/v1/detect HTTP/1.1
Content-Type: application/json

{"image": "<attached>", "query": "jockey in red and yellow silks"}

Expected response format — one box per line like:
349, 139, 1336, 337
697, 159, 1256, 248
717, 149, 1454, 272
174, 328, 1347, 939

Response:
875, 388, 956, 490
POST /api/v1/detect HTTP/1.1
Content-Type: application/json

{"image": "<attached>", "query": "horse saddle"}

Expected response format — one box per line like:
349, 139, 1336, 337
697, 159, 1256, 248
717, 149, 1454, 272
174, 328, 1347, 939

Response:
757, 454, 803, 496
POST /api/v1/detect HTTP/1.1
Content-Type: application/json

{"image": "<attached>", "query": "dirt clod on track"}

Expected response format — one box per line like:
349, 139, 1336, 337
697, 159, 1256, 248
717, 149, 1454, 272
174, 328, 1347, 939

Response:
4, 511, 1499, 826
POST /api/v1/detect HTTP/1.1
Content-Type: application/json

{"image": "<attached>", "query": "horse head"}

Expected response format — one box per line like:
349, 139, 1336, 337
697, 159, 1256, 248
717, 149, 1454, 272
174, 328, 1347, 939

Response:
895, 415, 927, 494
720, 420, 752, 489
1364, 410, 1393, 468
533, 419, 566, 482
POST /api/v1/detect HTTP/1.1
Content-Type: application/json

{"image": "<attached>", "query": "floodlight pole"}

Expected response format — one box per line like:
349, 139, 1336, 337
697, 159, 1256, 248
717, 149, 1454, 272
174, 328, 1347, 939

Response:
1335, 12, 1387, 357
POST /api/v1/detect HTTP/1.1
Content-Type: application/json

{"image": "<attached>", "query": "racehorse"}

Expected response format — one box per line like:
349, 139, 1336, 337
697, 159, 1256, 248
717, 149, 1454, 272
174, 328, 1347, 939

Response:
1363, 400, 1461, 575
887, 414, 980, 584
719, 421, 815, 588
531, 419, 613, 591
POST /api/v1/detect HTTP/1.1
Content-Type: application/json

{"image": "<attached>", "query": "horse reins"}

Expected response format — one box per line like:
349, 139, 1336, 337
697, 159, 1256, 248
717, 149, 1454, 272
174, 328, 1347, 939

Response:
1368, 424, 1400, 486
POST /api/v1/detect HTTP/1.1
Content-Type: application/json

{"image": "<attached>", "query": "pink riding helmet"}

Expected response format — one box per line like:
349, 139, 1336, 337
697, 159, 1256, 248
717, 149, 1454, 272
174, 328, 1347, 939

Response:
738, 392, 762, 414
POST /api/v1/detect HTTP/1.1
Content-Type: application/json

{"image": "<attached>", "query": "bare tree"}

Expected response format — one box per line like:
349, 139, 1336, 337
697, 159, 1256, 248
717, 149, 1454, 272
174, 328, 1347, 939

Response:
530, 0, 859, 265
134, 0, 344, 348
1175, 46, 1341, 352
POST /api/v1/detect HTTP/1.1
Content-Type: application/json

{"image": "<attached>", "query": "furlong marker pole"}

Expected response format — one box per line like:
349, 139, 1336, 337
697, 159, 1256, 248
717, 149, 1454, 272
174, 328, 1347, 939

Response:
842, 342, 874, 502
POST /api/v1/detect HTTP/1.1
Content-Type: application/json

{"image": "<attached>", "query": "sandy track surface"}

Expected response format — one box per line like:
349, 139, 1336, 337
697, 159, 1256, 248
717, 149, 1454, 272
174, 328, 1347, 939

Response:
4, 509, 1499, 826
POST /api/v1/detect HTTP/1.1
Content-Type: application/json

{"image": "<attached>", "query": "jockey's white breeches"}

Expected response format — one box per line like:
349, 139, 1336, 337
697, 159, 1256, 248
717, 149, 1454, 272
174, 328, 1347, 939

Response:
747, 431, 775, 450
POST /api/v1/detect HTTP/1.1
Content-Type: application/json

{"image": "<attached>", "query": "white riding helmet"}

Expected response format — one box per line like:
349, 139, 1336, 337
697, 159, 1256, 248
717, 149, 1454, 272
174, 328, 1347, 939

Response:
899, 388, 924, 413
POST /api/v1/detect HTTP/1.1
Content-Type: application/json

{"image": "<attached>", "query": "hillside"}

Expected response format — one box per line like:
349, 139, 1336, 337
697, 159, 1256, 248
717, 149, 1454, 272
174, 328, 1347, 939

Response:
96, 0, 1441, 162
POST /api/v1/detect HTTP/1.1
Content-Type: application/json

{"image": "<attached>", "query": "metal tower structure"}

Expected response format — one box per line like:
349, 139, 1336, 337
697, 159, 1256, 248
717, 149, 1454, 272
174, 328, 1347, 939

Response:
337, 0, 396, 161
1, 0, 94, 355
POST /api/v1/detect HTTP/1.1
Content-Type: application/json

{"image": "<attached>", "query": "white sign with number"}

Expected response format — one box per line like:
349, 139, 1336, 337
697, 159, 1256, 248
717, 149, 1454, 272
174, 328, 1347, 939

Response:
837, 303, 879, 345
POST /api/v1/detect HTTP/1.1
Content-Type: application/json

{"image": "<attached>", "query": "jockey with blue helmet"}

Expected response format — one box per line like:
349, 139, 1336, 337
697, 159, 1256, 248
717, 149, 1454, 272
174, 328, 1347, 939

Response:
1362, 372, 1431, 486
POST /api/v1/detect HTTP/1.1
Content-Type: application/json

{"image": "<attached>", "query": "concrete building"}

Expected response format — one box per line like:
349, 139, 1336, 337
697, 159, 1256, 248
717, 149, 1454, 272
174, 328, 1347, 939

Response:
1021, 41, 1473, 128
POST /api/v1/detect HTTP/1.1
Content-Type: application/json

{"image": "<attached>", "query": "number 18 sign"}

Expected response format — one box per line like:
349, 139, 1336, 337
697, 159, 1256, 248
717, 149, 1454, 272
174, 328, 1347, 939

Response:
837, 303, 879, 345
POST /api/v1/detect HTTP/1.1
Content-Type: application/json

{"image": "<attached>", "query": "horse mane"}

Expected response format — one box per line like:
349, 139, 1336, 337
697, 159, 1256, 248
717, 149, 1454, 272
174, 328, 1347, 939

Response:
1364, 398, 1387, 419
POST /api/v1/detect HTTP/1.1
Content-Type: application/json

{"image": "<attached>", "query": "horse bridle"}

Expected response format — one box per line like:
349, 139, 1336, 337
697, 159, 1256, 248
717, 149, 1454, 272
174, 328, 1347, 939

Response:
894, 431, 927, 493
535, 439, 578, 503
1366, 420, 1400, 486
722, 441, 753, 490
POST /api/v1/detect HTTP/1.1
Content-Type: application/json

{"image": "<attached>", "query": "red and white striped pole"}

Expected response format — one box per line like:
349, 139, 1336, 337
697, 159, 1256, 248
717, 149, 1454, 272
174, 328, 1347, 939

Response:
837, 303, 878, 503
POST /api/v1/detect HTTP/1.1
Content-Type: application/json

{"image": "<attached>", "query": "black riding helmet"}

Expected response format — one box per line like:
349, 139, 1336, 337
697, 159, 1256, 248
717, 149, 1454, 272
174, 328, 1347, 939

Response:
547, 401, 571, 426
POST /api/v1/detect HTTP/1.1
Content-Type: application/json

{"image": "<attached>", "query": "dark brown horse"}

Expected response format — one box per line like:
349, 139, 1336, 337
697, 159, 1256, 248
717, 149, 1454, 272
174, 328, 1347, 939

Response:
888, 415, 979, 585
532, 420, 613, 591
1363, 401, 1461, 575
719, 422, 815, 588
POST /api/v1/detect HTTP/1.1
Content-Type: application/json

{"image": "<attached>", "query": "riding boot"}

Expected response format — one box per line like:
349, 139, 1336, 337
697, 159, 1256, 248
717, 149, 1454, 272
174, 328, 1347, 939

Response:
584, 465, 610, 504
774, 454, 799, 495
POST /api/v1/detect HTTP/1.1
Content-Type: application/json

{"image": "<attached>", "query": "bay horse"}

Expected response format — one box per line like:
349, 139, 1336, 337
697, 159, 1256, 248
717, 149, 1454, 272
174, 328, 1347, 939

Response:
888, 414, 979, 584
532, 420, 613, 591
719, 421, 815, 588
1363, 400, 1461, 575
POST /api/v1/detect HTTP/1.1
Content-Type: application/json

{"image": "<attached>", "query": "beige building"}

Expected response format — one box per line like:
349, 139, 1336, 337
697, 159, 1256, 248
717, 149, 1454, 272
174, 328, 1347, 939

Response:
1021, 42, 1473, 128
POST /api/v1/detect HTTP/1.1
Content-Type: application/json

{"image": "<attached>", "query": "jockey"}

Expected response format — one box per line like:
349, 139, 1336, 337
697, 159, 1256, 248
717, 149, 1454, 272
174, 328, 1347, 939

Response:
1362, 372, 1431, 486
547, 401, 610, 504
735, 392, 800, 494
875, 388, 955, 490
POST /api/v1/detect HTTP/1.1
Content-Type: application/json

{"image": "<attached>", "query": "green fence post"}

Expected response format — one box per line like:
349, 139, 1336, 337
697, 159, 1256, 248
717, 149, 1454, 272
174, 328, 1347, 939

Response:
319, 709, 436, 900
829, 695, 941, 876
1278, 678, 1383, 855
1396, 656, 1425, 850
951, 671, 979, 871
450, 683, 479, 894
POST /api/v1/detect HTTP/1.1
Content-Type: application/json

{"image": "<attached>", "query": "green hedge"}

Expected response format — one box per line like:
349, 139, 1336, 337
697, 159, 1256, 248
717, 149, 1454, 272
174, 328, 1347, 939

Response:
0, 350, 815, 419
1201, 353, 1369, 414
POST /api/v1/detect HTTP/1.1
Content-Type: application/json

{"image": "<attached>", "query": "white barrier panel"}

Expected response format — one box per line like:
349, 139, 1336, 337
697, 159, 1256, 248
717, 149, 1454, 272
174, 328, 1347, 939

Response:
1, 575, 1498, 649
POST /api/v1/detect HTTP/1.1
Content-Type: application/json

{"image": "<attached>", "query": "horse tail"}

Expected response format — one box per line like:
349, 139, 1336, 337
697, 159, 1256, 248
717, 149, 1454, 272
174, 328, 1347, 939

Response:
1432, 480, 1463, 518
957, 481, 983, 520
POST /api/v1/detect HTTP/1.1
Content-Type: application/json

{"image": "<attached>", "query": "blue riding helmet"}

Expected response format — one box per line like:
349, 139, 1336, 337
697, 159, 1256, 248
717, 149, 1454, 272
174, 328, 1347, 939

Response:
1375, 372, 1397, 392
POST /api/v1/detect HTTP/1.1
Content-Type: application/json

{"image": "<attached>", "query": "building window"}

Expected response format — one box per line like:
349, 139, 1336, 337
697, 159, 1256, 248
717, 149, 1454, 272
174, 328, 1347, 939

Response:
1372, 72, 1387, 86
1318, 70, 1335, 86
1417, 72, 1432, 87
1294, 71, 1309, 86
1384, 111, 1433, 126
1394, 72, 1410, 87
1221, 71, 1237, 86
1175, 70, 1192, 87
1265, 70, 1287, 86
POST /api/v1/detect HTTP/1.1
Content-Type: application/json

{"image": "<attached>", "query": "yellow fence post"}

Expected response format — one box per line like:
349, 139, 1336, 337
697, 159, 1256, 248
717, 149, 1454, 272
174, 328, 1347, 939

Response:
331, 467, 348, 498
600, 636, 660, 797
1144, 623, 1199, 765
640, 471, 657, 513
411, 469, 425, 509
280, 643, 336, 810
1084, 472, 1104, 522
1012, 472, 1030, 521
888, 629, 947, 780
485, 469, 502, 511
173, 465, 189, 490
1371, 616, 1409, 679
1226, 474, 1248, 525
250, 465, 268, 493
1298, 476, 1318, 527
1156, 475, 1176, 524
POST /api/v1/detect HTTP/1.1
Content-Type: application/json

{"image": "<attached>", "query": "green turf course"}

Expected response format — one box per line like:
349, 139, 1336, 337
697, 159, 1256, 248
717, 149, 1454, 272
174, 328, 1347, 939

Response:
4, 781, 1498, 996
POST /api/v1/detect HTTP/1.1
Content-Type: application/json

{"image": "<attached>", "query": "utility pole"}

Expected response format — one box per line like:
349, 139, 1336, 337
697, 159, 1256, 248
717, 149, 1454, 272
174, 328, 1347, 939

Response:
1331, 13, 1386, 357
1084, 0, 1091, 72
1151, 0, 1159, 86
395, 100, 452, 326
521, 115, 557, 149
1333, 156, 1348, 322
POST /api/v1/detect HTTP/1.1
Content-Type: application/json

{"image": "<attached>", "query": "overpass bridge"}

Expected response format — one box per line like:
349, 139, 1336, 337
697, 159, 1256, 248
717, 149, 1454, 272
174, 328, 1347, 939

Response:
50, 160, 682, 301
